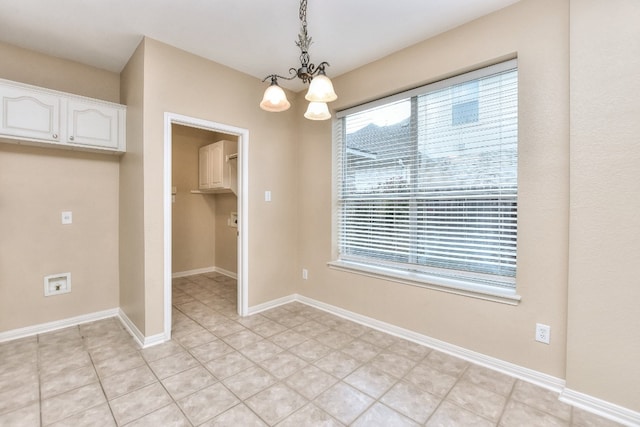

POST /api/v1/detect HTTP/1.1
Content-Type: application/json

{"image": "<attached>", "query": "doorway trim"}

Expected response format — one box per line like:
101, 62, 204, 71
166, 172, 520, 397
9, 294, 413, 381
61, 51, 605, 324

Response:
163, 112, 249, 339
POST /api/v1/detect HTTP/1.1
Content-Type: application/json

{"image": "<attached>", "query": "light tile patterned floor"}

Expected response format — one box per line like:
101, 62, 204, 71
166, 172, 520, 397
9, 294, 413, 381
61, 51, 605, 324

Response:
0, 273, 624, 426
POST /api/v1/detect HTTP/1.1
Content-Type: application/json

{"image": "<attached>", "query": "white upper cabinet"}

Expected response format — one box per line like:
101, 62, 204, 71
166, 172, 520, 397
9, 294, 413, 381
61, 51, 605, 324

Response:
0, 78, 126, 154
0, 86, 61, 142
67, 99, 122, 150
198, 140, 238, 194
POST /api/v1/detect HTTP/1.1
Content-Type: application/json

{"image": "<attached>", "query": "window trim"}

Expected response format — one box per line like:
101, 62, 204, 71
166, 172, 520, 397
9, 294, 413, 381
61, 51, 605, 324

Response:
332, 59, 520, 304
327, 259, 521, 305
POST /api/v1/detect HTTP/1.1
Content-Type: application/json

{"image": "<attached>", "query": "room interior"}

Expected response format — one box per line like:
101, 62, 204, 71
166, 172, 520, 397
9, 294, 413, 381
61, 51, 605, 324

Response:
0, 0, 638, 425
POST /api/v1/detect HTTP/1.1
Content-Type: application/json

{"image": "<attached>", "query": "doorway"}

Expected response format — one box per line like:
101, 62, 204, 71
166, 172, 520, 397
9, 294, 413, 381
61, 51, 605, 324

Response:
163, 112, 249, 340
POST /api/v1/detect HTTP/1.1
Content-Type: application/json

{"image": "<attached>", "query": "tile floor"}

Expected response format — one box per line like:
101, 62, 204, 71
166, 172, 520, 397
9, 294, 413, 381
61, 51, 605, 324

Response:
0, 273, 624, 426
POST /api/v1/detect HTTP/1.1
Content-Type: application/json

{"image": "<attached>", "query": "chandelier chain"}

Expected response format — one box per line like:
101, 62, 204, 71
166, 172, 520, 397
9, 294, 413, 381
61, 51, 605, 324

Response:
262, 0, 330, 84
299, 0, 307, 31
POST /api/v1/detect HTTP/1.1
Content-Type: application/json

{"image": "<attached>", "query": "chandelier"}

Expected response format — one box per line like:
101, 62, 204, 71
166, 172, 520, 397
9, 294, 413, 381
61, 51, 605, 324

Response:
259, 0, 337, 120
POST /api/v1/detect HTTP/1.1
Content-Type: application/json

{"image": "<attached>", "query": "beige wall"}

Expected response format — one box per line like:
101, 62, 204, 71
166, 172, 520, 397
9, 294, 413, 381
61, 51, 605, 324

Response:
171, 125, 216, 273
297, 0, 570, 378
119, 41, 146, 332
0, 41, 120, 103
119, 38, 300, 335
214, 192, 238, 274
567, 0, 640, 412
171, 125, 238, 275
0, 43, 121, 333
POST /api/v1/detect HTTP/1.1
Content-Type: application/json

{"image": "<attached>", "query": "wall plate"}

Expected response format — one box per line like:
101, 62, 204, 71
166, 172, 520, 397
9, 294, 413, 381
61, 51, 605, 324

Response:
44, 272, 71, 296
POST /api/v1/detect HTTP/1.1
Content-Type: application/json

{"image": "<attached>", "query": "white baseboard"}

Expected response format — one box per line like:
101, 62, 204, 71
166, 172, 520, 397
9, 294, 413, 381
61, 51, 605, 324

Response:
172, 266, 216, 278
117, 309, 167, 349
0, 308, 119, 343
294, 294, 565, 392
560, 388, 640, 427
247, 294, 297, 315
0, 307, 167, 350
289, 294, 638, 425
213, 267, 238, 280
172, 266, 237, 280
3, 295, 636, 425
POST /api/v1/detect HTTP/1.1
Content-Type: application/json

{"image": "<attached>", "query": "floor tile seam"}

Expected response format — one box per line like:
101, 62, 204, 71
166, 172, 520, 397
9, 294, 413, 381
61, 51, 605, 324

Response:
508, 381, 572, 423
501, 389, 570, 426
321, 380, 378, 426
39, 339, 106, 423
138, 348, 195, 426
356, 369, 438, 425
38, 366, 101, 401
112, 361, 187, 426
84, 339, 119, 427
495, 377, 517, 426
101, 354, 167, 400
36, 335, 44, 427
211, 374, 281, 425
423, 360, 468, 424
118, 402, 194, 427
356, 400, 413, 426
248, 379, 315, 426
394, 353, 457, 394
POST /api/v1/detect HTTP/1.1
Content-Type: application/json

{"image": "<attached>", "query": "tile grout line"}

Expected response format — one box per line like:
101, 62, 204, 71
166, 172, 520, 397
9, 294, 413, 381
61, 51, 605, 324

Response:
171, 279, 275, 426
85, 330, 120, 427
37, 332, 43, 427
14, 273, 616, 426
174, 275, 350, 426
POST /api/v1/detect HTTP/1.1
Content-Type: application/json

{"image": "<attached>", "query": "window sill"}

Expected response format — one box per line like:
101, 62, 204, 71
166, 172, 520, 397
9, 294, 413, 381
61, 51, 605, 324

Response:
327, 260, 521, 306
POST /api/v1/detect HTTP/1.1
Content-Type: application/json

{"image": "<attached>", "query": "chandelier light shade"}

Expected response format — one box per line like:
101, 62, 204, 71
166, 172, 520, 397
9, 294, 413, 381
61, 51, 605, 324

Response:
259, 76, 291, 112
305, 71, 337, 103
260, 0, 337, 120
304, 101, 331, 120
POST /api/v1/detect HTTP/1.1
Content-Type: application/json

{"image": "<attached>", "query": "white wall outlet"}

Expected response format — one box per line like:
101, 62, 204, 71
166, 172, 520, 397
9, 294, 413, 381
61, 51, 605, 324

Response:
535, 323, 551, 344
302, 268, 308, 280
44, 273, 71, 296
264, 190, 272, 202
61, 211, 72, 224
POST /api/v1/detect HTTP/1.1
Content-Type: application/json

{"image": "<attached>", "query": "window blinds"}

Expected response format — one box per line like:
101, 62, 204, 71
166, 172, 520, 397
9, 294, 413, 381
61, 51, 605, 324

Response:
335, 60, 518, 289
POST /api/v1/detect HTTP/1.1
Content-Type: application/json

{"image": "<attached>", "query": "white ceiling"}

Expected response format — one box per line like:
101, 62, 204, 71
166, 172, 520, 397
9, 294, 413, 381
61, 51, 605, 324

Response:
0, 0, 519, 91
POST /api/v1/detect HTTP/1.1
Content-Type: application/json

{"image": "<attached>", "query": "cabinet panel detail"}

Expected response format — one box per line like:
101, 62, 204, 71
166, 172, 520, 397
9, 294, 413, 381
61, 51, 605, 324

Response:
0, 89, 60, 142
67, 100, 119, 149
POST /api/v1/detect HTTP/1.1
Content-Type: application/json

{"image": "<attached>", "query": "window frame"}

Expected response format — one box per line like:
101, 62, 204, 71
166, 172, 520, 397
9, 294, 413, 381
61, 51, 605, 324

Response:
329, 59, 521, 305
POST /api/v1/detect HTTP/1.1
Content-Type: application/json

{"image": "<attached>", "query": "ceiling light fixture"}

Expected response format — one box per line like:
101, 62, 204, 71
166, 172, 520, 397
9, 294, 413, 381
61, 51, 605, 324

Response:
259, 0, 337, 120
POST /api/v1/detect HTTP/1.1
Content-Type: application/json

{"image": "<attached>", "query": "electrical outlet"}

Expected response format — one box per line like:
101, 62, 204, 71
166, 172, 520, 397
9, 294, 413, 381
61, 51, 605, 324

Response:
535, 323, 551, 344
302, 268, 308, 280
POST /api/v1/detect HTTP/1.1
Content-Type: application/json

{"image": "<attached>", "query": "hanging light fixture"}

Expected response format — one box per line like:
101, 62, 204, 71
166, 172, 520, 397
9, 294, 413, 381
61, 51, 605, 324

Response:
259, 0, 337, 120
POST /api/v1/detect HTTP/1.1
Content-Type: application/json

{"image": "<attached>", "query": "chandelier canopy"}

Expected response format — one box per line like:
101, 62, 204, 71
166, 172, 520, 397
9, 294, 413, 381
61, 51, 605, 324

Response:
259, 0, 337, 120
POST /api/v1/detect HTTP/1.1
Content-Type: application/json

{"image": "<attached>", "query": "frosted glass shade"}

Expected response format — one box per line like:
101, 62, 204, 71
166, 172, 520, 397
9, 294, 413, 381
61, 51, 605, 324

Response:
260, 82, 291, 112
304, 101, 331, 120
305, 74, 338, 102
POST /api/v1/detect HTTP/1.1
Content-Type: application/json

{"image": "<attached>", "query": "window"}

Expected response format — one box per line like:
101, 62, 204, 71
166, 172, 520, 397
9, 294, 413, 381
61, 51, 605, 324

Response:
333, 60, 518, 298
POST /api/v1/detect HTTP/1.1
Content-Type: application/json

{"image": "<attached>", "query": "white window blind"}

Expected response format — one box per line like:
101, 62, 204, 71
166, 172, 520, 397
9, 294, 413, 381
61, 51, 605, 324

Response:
335, 60, 518, 290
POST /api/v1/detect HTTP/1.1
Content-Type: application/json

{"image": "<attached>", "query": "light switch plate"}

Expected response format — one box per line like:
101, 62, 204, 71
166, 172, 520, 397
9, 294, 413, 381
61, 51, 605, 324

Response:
61, 211, 72, 224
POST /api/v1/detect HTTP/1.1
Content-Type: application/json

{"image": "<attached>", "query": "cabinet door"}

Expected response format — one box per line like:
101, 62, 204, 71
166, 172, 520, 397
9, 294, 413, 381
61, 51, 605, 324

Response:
209, 143, 224, 187
199, 145, 211, 189
67, 99, 120, 149
0, 86, 61, 142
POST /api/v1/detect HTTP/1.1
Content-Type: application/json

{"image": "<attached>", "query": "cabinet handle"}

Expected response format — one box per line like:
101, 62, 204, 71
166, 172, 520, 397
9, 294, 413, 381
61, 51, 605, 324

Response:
69, 135, 74, 141
52, 133, 58, 139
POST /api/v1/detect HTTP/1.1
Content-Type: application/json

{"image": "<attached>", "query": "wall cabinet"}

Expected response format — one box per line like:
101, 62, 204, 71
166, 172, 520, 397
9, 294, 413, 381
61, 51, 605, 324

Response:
0, 78, 126, 154
198, 140, 238, 194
